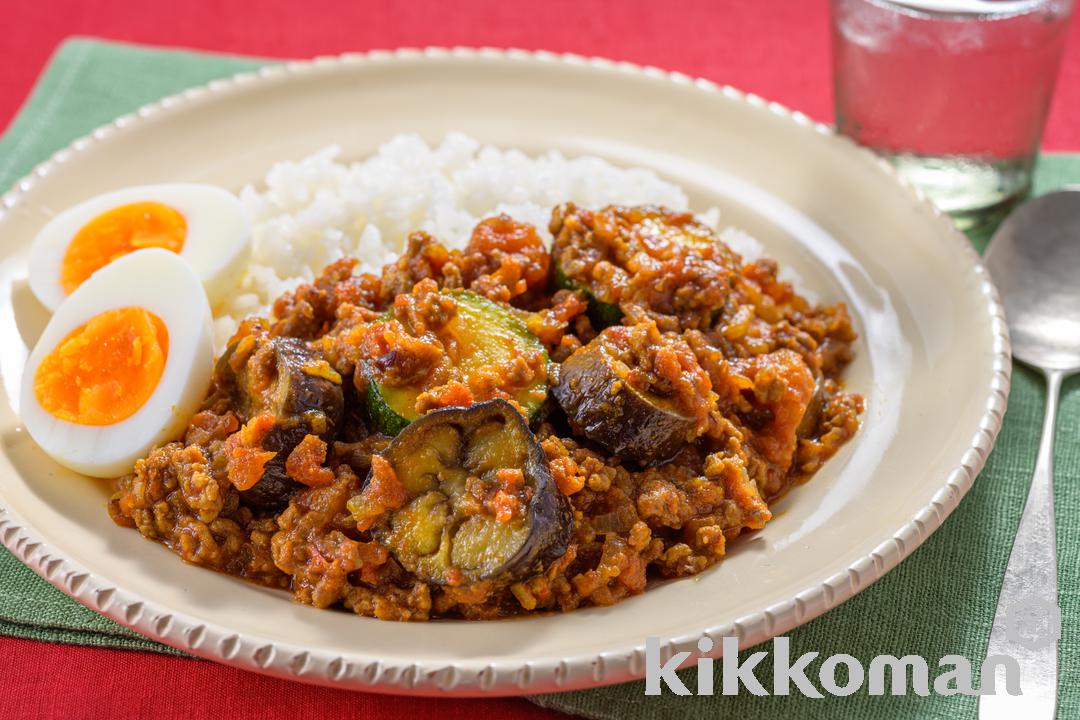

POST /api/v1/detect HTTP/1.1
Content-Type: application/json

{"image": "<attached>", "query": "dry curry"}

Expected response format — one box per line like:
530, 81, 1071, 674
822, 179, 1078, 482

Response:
109, 204, 863, 620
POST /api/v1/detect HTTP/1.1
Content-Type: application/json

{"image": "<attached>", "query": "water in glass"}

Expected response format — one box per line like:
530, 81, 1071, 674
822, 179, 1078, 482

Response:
832, 0, 1074, 228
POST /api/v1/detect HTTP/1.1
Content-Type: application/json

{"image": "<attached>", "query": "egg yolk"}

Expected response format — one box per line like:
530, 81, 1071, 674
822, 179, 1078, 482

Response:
34, 307, 169, 426
60, 202, 186, 295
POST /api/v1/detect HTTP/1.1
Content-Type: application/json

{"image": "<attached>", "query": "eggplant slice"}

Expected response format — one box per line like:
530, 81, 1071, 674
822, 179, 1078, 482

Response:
795, 375, 826, 440
553, 330, 700, 465
367, 399, 571, 585
218, 335, 345, 511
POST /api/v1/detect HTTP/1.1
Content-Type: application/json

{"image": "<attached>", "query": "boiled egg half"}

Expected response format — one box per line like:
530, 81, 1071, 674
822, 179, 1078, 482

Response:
20, 249, 214, 477
28, 183, 250, 312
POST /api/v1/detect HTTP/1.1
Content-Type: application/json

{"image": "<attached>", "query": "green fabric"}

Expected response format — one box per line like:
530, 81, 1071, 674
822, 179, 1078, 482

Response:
1, 37, 1078, 718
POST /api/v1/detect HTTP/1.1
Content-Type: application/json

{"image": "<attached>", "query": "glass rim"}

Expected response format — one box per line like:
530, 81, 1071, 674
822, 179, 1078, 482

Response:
848, 0, 1070, 20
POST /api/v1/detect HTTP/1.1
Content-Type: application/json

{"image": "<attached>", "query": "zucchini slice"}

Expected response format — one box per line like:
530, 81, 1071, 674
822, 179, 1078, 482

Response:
365, 290, 548, 435
550, 204, 739, 331
553, 265, 623, 329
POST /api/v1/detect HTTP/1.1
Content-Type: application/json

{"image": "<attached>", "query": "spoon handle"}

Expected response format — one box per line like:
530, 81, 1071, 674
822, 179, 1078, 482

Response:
979, 369, 1062, 719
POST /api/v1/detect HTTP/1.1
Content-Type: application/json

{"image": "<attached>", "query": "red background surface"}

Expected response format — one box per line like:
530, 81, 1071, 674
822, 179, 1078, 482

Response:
3, 0, 1080, 147
0, 1, 1077, 718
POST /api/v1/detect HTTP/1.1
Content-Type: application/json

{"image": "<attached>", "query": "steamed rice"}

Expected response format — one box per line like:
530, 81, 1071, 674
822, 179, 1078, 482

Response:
215, 133, 765, 348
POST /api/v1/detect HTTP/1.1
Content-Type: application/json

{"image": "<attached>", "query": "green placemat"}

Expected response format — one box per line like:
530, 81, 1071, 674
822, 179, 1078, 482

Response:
2, 37, 1078, 719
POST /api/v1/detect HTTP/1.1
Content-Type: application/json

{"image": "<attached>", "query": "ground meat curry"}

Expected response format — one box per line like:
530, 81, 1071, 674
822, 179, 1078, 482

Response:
109, 204, 863, 621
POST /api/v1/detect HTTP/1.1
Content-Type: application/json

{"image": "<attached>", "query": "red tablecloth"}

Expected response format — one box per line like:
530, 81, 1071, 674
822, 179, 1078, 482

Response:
1, 1, 1078, 718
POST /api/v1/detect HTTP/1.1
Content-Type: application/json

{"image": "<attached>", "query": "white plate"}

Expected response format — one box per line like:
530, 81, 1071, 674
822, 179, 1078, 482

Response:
0, 49, 1009, 696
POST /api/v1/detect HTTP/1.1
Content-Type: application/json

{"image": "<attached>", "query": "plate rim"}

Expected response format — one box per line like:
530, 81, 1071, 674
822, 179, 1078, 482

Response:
0, 46, 1012, 696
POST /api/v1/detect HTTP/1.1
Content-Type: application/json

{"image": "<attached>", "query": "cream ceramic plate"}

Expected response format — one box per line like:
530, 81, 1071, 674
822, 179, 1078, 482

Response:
0, 49, 1009, 696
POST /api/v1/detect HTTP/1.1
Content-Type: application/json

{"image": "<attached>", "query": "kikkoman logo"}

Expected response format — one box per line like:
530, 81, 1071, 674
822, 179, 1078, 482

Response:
645, 599, 1060, 697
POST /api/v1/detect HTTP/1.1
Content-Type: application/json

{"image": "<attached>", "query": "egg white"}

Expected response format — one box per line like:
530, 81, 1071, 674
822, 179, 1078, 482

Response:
27, 183, 251, 312
20, 249, 215, 478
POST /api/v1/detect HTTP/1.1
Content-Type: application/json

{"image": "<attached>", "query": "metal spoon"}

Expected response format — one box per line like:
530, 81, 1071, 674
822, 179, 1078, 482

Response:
979, 189, 1080, 718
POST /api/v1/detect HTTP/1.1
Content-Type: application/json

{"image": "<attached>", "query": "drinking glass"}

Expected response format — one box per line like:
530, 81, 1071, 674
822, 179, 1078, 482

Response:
831, 0, 1074, 229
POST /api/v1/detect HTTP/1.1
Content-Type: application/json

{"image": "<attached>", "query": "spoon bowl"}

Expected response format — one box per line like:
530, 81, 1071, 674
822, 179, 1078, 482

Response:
984, 189, 1080, 372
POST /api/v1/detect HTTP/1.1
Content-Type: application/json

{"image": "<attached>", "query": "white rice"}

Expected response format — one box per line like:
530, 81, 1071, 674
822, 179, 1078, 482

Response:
216, 133, 765, 348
